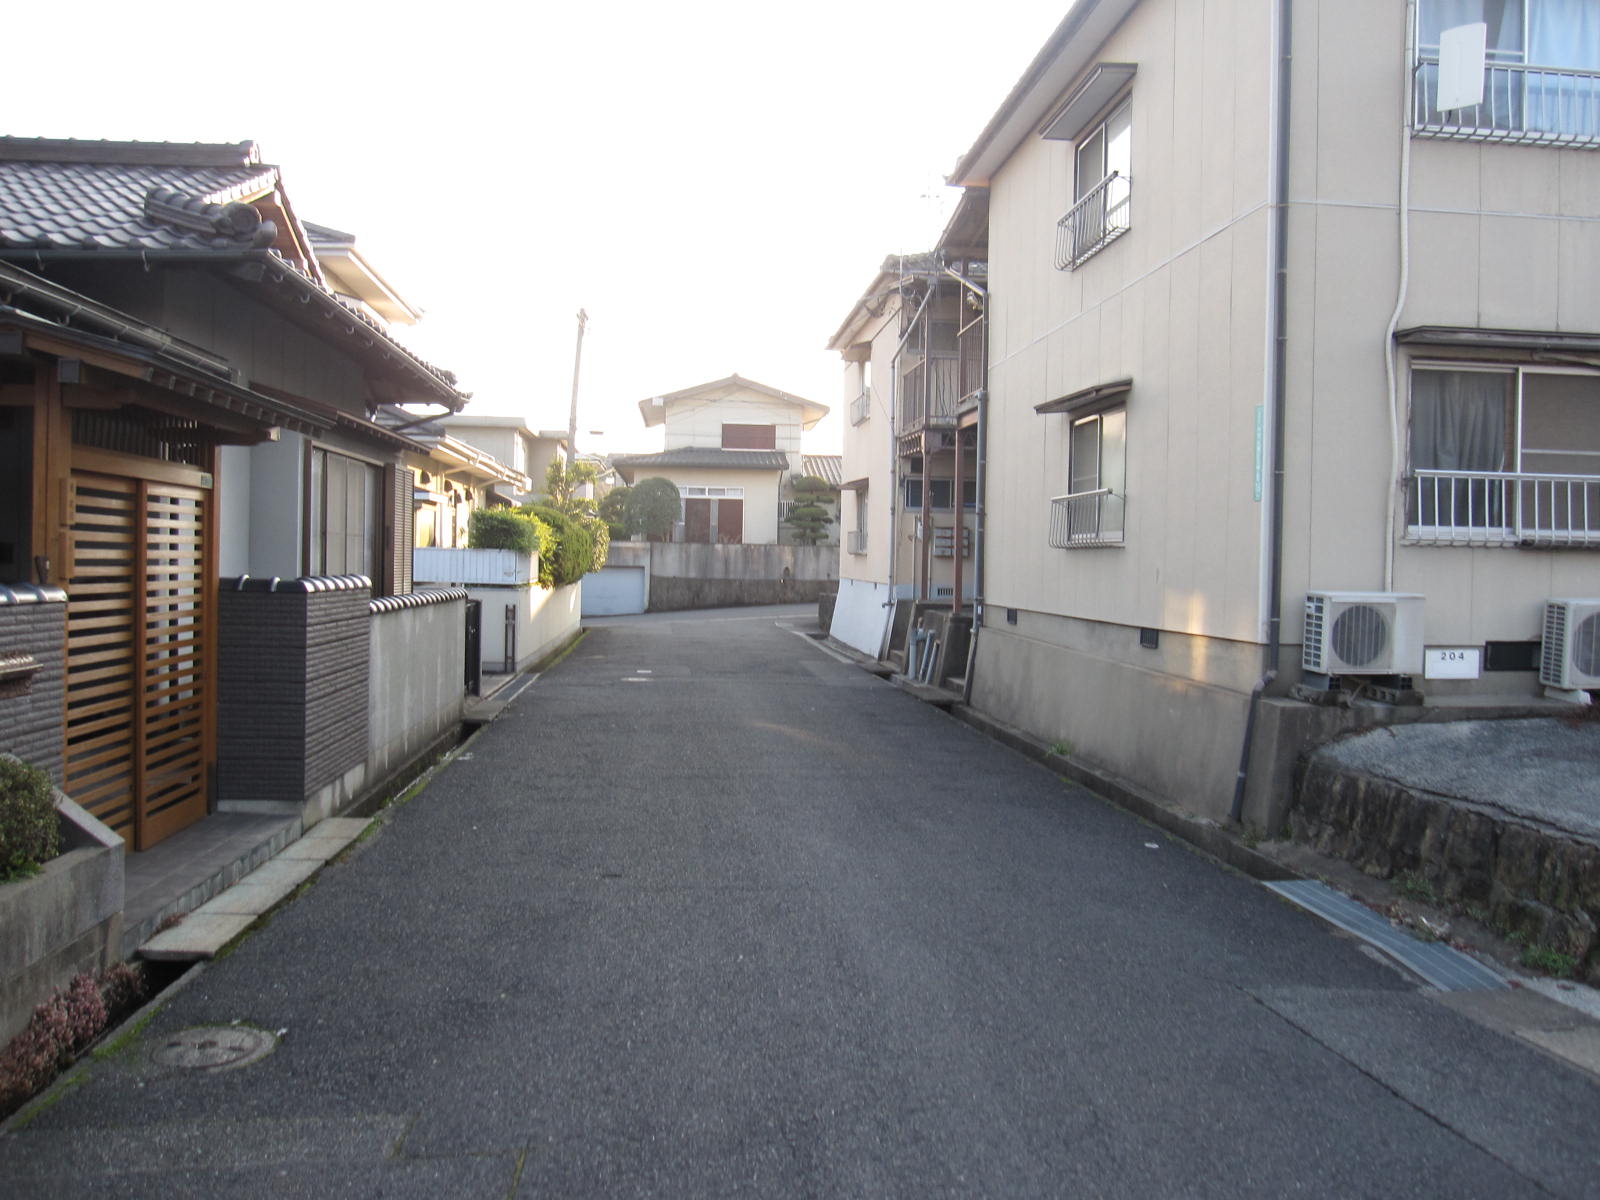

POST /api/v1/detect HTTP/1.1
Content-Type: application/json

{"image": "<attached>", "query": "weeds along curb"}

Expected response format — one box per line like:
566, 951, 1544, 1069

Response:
0, 958, 208, 1135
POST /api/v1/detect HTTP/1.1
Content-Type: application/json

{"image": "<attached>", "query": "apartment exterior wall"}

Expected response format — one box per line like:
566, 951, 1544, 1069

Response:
839, 303, 899, 586
969, 0, 1600, 823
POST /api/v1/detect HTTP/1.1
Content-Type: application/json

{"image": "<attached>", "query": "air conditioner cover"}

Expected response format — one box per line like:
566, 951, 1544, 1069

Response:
1303, 591, 1425, 676
1540, 599, 1600, 690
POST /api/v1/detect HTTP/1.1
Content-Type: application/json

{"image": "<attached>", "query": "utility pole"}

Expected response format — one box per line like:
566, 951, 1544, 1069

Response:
566, 308, 588, 464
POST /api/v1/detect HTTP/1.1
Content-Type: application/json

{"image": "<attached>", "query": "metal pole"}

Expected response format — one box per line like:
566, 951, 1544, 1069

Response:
566, 308, 588, 463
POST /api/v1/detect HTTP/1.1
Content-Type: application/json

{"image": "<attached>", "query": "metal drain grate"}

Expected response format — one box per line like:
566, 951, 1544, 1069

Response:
151, 1025, 278, 1071
1266, 879, 1509, 992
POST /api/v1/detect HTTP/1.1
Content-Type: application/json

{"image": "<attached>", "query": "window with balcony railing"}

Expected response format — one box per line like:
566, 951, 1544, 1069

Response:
1414, 1, 1600, 146
1049, 489, 1125, 548
850, 387, 871, 426
1057, 172, 1131, 270
1057, 97, 1131, 271
1407, 364, 1600, 546
1050, 406, 1126, 548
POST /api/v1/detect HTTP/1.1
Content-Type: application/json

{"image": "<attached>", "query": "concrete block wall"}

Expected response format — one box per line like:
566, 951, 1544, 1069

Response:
0, 789, 124, 1044
646, 543, 838, 612
217, 576, 371, 808
0, 585, 67, 784
366, 589, 468, 796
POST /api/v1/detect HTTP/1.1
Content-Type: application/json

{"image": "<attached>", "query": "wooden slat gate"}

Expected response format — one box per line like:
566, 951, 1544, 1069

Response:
65, 465, 212, 850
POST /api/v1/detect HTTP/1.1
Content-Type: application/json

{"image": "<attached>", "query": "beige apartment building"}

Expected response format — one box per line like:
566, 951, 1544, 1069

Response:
853, 0, 1599, 825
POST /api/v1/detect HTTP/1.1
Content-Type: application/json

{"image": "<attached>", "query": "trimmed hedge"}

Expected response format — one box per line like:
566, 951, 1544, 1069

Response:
0, 756, 59, 882
468, 508, 554, 562
523, 505, 595, 589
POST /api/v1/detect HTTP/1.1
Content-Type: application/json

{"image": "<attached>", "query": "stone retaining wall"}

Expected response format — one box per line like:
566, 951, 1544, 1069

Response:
1291, 757, 1600, 985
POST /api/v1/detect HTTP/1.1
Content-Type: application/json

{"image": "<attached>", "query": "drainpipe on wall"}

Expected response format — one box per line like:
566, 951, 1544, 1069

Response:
1232, 0, 1294, 825
889, 276, 938, 642
1382, 0, 1418, 593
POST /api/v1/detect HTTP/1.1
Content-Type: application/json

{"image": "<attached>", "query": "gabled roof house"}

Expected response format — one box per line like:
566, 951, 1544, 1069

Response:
612, 374, 828, 545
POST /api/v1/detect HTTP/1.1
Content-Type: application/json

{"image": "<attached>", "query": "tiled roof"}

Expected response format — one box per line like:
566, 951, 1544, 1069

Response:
611, 447, 790, 474
802, 455, 843, 487
0, 139, 465, 408
0, 139, 280, 253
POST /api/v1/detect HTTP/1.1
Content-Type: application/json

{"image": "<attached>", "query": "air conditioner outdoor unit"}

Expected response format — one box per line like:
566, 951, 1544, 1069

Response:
1539, 599, 1600, 690
1303, 591, 1425, 676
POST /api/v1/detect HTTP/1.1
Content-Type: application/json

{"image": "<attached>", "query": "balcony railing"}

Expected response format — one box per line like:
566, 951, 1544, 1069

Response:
847, 529, 867, 555
897, 357, 960, 434
1055, 172, 1131, 271
1048, 488, 1125, 548
850, 387, 871, 426
1406, 470, 1600, 547
1414, 56, 1600, 147
957, 321, 984, 410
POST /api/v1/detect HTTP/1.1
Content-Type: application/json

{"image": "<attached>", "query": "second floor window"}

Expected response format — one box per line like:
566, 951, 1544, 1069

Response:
1058, 98, 1131, 270
722, 424, 776, 450
1416, 0, 1600, 144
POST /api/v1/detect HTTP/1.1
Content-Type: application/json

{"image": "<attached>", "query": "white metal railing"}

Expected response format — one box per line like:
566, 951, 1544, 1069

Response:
1048, 488, 1125, 548
1414, 57, 1600, 147
1406, 470, 1600, 547
1055, 172, 1131, 271
850, 387, 871, 426
847, 529, 867, 555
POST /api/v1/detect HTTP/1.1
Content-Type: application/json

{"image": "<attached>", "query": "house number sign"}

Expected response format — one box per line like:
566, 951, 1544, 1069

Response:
1424, 648, 1481, 680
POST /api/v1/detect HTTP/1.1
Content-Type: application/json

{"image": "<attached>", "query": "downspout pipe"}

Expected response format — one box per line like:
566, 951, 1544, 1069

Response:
1232, 0, 1293, 825
1382, 0, 1417, 593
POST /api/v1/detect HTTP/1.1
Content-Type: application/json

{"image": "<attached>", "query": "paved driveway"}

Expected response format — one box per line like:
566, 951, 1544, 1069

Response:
4, 606, 1598, 1197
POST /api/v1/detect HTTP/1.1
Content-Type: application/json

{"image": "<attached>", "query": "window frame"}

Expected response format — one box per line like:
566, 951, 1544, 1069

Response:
1406, 359, 1600, 546
1413, 0, 1600, 146
305, 444, 383, 580
1049, 404, 1127, 549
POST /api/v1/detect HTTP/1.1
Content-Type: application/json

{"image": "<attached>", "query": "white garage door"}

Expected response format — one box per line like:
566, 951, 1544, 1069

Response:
582, 566, 648, 616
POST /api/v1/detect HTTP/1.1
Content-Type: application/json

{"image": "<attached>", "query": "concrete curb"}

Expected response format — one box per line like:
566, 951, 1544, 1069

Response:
948, 704, 1299, 883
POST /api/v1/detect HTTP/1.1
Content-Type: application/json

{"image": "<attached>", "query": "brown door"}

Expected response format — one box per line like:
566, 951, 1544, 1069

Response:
715, 498, 743, 544
65, 462, 211, 850
684, 498, 712, 543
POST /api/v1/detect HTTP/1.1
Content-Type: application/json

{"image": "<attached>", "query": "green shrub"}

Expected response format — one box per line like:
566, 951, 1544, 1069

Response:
598, 486, 631, 541
0, 756, 59, 882
784, 474, 837, 545
524, 504, 595, 588
625, 477, 681, 542
467, 508, 553, 562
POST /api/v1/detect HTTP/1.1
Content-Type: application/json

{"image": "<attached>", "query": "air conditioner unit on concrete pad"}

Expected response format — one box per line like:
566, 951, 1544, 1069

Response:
1303, 591, 1425, 676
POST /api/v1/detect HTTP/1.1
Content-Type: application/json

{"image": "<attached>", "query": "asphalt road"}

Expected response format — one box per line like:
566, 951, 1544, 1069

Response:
4, 605, 1598, 1197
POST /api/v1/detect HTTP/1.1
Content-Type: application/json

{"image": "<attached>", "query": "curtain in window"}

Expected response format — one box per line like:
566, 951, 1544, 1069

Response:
1419, 1, 1523, 131
1411, 370, 1509, 527
1529, 0, 1600, 136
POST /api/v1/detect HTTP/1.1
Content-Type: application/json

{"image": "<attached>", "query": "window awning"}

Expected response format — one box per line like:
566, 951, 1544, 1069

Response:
1041, 64, 1137, 142
1034, 378, 1132, 417
841, 477, 870, 491
1397, 326, 1600, 354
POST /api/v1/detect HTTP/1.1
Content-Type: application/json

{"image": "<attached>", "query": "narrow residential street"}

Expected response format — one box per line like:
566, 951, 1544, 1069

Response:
3, 605, 1598, 1198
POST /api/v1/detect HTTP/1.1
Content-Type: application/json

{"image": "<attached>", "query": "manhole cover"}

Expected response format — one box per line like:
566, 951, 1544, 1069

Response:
151, 1025, 278, 1071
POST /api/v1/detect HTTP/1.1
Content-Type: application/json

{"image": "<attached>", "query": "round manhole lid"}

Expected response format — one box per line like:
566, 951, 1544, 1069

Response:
151, 1025, 278, 1071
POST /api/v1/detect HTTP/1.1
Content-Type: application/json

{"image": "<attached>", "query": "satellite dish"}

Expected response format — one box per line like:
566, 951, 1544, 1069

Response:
1436, 23, 1487, 112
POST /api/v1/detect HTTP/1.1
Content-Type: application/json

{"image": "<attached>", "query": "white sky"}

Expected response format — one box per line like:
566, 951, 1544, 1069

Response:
7, 1, 1067, 456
